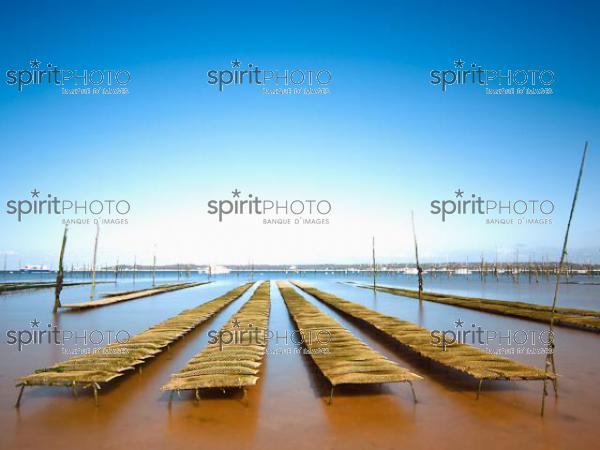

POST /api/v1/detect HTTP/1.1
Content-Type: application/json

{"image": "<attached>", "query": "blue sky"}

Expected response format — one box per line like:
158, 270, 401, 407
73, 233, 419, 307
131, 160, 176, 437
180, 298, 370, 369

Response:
0, 1, 598, 267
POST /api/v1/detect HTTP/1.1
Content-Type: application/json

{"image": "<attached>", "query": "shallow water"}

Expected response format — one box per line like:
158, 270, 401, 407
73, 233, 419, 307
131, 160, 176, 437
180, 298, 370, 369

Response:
0, 274, 598, 449
2, 270, 599, 310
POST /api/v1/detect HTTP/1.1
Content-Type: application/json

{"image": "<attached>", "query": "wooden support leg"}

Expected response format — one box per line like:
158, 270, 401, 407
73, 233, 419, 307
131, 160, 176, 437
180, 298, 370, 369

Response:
476, 379, 483, 400
550, 354, 558, 397
72, 382, 78, 397
242, 387, 248, 406
15, 385, 25, 408
541, 379, 548, 417
408, 381, 418, 404
328, 385, 334, 406
195, 389, 201, 402
93, 386, 99, 406
168, 391, 174, 408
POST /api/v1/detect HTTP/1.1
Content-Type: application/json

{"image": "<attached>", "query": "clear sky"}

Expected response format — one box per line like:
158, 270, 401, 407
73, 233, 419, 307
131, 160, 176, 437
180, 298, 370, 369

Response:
0, 1, 598, 268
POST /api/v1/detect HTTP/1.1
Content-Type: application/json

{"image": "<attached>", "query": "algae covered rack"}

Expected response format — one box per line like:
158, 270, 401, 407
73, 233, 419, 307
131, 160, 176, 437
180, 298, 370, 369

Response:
349, 282, 600, 333
60, 281, 210, 310
278, 281, 421, 404
293, 282, 552, 395
0, 281, 105, 294
162, 281, 271, 402
15, 283, 253, 406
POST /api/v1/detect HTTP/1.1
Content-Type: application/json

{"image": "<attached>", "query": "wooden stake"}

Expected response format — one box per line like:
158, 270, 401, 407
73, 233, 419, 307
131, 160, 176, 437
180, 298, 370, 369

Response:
15, 385, 25, 408
411, 211, 423, 300
53, 225, 68, 312
541, 141, 588, 417
152, 245, 157, 288
372, 236, 377, 290
408, 381, 417, 404
494, 249, 499, 282
476, 379, 483, 400
89, 224, 99, 300
242, 387, 248, 406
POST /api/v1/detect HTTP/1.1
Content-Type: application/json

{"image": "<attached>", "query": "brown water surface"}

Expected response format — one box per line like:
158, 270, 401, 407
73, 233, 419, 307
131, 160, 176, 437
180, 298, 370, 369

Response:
0, 277, 598, 449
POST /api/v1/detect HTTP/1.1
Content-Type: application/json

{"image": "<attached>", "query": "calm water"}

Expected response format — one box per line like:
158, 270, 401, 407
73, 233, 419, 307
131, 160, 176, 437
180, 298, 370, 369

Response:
2, 270, 598, 309
0, 273, 598, 449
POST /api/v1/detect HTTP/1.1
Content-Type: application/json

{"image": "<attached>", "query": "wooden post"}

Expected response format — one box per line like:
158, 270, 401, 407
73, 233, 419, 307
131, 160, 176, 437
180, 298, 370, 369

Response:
53, 225, 68, 312
411, 211, 423, 300
89, 224, 99, 300
480, 254, 484, 282
494, 249, 499, 282
476, 379, 483, 400
15, 385, 25, 408
408, 381, 417, 404
152, 245, 157, 288
371, 236, 377, 290
541, 141, 588, 417
515, 249, 520, 284
242, 387, 248, 406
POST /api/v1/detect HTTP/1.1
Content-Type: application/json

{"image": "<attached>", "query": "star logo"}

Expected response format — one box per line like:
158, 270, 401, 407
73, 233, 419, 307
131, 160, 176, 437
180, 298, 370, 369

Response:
30, 59, 41, 68
454, 318, 464, 328
454, 188, 464, 198
232, 189, 241, 198
30, 318, 40, 328
454, 59, 465, 68
231, 59, 241, 68
31, 189, 40, 198
232, 318, 240, 328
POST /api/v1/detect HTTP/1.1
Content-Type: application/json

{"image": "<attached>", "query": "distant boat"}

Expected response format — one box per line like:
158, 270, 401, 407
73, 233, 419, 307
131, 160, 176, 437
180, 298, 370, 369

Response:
198, 265, 231, 275
20, 264, 52, 273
